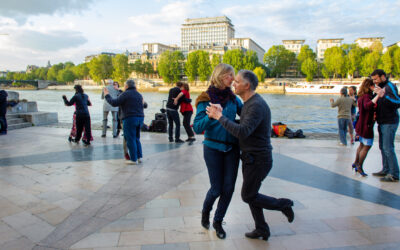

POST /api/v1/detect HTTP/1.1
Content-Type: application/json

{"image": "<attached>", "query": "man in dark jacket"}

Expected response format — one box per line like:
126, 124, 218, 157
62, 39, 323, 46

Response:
0, 90, 8, 135
166, 82, 184, 143
206, 70, 294, 241
371, 69, 400, 182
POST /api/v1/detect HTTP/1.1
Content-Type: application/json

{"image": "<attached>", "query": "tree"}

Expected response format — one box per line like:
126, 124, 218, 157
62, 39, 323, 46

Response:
211, 54, 221, 71
142, 61, 155, 77
131, 59, 144, 76
223, 49, 244, 73
243, 50, 258, 70
392, 47, 400, 78
47, 63, 64, 81
197, 50, 211, 81
112, 54, 130, 84
297, 45, 316, 72
88, 54, 113, 84
324, 46, 346, 78
370, 41, 383, 53
263, 45, 295, 77
346, 46, 365, 78
320, 63, 330, 79
158, 50, 184, 84
361, 51, 381, 76
73, 63, 90, 80
301, 58, 318, 82
253, 67, 266, 83
379, 45, 398, 77
185, 51, 199, 82
57, 69, 76, 83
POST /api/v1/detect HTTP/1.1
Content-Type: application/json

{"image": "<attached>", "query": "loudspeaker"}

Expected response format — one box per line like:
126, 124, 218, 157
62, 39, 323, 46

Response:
151, 119, 167, 133
155, 113, 167, 121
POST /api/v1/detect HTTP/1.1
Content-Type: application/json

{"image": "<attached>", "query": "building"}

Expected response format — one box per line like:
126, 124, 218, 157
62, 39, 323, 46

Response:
0, 71, 8, 78
181, 16, 235, 51
383, 41, 400, 53
282, 40, 305, 55
355, 37, 384, 49
229, 38, 265, 63
26, 65, 39, 73
142, 43, 179, 55
128, 52, 142, 64
84, 52, 117, 63
317, 38, 343, 61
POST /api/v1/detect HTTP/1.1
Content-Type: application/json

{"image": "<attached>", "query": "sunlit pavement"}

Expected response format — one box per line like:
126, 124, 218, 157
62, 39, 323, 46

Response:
0, 127, 399, 250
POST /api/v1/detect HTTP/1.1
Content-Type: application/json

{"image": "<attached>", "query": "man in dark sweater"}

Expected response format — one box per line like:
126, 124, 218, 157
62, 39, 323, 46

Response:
206, 70, 294, 241
371, 69, 400, 182
0, 90, 8, 135
166, 82, 184, 143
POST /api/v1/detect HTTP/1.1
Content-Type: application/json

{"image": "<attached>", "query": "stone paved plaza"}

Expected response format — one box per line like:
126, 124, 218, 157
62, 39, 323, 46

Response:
0, 127, 399, 250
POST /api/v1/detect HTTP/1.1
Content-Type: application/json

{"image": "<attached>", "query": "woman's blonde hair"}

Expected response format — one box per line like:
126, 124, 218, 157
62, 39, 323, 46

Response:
209, 63, 234, 89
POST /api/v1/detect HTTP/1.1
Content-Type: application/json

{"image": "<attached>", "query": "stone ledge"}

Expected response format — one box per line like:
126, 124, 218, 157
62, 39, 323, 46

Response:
18, 112, 58, 126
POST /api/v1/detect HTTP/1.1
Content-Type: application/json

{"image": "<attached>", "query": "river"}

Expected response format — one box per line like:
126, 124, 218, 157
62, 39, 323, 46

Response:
15, 89, 346, 133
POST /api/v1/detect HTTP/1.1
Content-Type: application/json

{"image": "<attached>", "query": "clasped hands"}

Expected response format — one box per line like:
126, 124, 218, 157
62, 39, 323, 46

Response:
374, 86, 385, 98
206, 103, 223, 120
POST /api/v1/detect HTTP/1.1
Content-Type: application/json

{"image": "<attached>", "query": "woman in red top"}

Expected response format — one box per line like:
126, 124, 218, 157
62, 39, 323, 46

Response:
174, 83, 195, 141
352, 78, 381, 176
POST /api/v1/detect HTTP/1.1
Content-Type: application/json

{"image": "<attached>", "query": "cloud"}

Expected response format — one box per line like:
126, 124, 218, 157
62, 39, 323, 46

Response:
2, 29, 87, 51
0, 0, 95, 24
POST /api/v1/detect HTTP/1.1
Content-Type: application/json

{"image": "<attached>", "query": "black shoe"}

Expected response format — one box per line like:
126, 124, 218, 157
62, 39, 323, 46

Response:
201, 211, 210, 229
186, 138, 196, 142
82, 140, 90, 146
68, 136, 72, 142
113, 135, 118, 138
281, 199, 294, 223
372, 170, 387, 177
213, 221, 226, 239
245, 229, 270, 241
169, 138, 174, 142
101, 134, 106, 138
175, 139, 185, 143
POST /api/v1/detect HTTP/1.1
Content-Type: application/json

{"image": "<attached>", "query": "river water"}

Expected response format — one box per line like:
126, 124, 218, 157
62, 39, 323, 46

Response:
16, 89, 345, 133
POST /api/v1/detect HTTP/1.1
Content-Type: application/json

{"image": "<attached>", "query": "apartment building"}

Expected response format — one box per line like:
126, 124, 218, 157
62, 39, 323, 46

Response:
317, 39, 343, 61
355, 37, 384, 49
282, 40, 305, 55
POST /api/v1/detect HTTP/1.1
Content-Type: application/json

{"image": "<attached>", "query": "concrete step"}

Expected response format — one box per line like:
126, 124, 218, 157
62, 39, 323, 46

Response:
6, 114, 19, 119
7, 118, 26, 125
8, 122, 33, 130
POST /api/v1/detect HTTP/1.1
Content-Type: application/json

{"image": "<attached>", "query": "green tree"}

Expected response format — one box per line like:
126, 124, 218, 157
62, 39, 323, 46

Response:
253, 67, 266, 82
320, 63, 330, 79
370, 41, 383, 53
112, 54, 130, 84
64, 62, 75, 69
392, 47, 400, 78
47, 63, 64, 81
301, 58, 318, 82
73, 63, 90, 80
185, 51, 199, 82
197, 50, 211, 81
131, 59, 144, 76
88, 54, 113, 84
37, 67, 48, 80
57, 69, 76, 83
297, 45, 316, 71
324, 47, 346, 78
243, 50, 258, 70
142, 61, 155, 77
361, 51, 381, 76
263, 45, 295, 77
158, 50, 184, 84
211, 54, 221, 71
346, 46, 365, 78
223, 49, 244, 73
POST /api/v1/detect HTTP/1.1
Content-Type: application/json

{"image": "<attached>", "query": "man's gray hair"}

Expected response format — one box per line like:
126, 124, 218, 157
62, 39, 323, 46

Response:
238, 70, 258, 91
340, 87, 347, 96
126, 79, 136, 88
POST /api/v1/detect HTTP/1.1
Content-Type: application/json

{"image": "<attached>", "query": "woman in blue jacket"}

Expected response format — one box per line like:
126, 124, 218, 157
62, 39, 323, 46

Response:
193, 63, 242, 239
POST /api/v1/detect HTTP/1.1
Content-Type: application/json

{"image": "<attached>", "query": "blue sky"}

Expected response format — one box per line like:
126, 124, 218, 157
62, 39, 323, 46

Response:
0, 0, 399, 71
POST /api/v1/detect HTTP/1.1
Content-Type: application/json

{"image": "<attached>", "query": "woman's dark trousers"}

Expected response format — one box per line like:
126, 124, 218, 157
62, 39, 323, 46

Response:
75, 114, 91, 142
182, 111, 194, 137
202, 145, 240, 222
241, 150, 292, 233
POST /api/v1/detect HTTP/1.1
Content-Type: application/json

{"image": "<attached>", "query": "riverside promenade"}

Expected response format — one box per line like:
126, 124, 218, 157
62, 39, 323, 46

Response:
0, 127, 399, 250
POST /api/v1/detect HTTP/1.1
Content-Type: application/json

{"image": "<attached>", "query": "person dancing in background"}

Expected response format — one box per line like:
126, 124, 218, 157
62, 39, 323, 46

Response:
193, 63, 243, 239
62, 85, 92, 146
174, 83, 195, 142
352, 79, 381, 176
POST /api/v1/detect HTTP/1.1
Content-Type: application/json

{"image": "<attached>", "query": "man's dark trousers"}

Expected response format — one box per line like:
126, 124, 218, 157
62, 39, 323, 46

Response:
241, 150, 292, 232
167, 109, 180, 141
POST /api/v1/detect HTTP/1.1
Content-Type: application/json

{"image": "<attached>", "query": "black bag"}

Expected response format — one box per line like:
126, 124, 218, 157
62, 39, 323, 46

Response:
150, 119, 167, 133
155, 113, 167, 121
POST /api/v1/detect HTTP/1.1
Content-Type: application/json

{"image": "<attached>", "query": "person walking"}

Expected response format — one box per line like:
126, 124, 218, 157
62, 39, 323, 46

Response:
206, 70, 294, 241
62, 85, 92, 146
352, 79, 380, 176
101, 80, 119, 138
174, 83, 195, 142
166, 82, 184, 143
193, 63, 243, 239
104, 79, 145, 165
330, 87, 356, 146
371, 69, 400, 182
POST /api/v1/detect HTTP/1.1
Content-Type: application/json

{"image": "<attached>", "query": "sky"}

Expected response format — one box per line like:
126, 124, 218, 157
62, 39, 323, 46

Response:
0, 0, 399, 71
